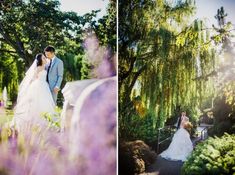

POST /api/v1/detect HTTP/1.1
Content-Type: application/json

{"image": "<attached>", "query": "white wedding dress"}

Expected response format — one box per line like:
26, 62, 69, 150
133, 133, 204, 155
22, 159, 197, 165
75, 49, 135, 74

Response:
13, 70, 55, 130
160, 117, 193, 161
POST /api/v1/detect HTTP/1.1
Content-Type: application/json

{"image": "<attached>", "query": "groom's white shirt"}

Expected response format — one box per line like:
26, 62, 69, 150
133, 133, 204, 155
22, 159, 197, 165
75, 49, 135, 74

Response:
51, 56, 56, 63
46, 56, 56, 69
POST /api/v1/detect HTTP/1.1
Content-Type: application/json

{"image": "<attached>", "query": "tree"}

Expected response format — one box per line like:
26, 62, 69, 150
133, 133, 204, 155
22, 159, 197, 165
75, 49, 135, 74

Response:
94, 0, 116, 52
119, 0, 217, 140
0, 0, 99, 67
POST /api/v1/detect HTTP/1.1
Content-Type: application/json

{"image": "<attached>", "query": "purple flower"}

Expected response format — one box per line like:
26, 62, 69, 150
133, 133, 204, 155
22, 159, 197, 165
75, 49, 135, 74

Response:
83, 34, 116, 78
69, 78, 117, 175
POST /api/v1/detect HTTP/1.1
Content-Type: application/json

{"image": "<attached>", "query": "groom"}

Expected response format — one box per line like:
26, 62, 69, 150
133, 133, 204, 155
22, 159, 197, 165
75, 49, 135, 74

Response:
44, 45, 64, 105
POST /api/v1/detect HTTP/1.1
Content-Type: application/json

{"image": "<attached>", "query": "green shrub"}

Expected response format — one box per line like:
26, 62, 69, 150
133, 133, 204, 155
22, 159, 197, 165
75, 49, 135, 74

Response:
209, 96, 235, 136
208, 120, 234, 137
119, 109, 158, 142
119, 140, 157, 175
182, 133, 235, 175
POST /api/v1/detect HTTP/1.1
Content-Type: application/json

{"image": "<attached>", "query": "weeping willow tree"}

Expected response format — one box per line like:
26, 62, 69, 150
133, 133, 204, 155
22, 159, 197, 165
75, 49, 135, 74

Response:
119, 0, 219, 140
0, 43, 24, 102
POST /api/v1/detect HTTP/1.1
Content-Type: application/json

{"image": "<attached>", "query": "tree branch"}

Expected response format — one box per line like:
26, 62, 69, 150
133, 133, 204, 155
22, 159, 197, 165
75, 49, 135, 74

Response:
119, 56, 137, 82
129, 64, 147, 91
123, 64, 147, 103
0, 49, 17, 54
0, 22, 26, 59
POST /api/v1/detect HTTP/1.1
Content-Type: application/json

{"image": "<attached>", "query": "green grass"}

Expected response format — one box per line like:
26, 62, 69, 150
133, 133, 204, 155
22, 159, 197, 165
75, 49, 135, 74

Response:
0, 109, 14, 127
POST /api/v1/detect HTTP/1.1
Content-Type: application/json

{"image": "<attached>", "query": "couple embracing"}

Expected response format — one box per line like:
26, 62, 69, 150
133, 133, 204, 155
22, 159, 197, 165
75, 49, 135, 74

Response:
160, 111, 194, 162
12, 46, 64, 130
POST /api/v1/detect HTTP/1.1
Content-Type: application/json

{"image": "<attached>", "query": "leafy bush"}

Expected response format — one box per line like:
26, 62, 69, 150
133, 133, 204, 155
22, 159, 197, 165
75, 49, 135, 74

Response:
209, 96, 235, 136
208, 120, 235, 137
119, 109, 158, 143
119, 140, 156, 175
182, 133, 235, 175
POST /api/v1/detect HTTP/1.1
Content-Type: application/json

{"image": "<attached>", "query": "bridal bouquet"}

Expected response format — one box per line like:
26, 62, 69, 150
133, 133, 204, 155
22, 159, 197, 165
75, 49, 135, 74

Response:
184, 121, 193, 133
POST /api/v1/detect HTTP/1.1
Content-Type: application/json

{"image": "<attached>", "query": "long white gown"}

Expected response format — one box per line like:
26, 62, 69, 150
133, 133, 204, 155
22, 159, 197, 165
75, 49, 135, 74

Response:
160, 117, 193, 161
13, 70, 55, 130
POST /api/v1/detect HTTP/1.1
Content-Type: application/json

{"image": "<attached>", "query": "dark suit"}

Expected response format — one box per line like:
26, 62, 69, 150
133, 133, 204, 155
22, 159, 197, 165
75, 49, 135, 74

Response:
177, 116, 182, 130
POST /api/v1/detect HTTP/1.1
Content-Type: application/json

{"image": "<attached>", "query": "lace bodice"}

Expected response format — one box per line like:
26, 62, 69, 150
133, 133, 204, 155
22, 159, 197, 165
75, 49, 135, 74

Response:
37, 70, 47, 81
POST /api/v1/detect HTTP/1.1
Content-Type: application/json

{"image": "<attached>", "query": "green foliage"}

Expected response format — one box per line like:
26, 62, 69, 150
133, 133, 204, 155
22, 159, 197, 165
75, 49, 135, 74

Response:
132, 110, 157, 142
0, 109, 14, 127
94, 1, 116, 52
182, 133, 235, 175
119, 140, 157, 175
119, 105, 157, 142
223, 82, 235, 109
42, 107, 62, 131
209, 95, 235, 136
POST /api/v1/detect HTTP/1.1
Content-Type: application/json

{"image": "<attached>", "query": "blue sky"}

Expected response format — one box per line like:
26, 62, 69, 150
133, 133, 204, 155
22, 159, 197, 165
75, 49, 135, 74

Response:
59, 0, 235, 26
59, 0, 109, 18
195, 0, 235, 27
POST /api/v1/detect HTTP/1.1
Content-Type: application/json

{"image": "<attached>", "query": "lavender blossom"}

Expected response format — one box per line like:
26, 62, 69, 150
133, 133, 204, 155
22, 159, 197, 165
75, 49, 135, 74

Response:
70, 78, 117, 175
84, 34, 116, 78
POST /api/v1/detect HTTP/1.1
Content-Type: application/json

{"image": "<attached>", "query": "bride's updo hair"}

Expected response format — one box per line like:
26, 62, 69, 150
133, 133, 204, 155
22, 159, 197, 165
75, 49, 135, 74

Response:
36, 53, 43, 67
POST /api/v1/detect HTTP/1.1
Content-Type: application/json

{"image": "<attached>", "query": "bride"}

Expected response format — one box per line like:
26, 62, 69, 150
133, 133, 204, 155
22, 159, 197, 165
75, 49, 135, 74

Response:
160, 114, 193, 161
12, 53, 55, 130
